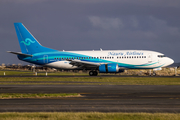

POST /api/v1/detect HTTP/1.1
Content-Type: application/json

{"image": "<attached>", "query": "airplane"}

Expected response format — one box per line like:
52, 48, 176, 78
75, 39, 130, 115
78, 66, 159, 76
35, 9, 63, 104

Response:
8, 23, 174, 76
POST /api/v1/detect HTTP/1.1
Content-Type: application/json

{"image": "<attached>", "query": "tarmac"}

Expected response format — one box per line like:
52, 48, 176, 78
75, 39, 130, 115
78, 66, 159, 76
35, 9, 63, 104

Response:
0, 85, 180, 112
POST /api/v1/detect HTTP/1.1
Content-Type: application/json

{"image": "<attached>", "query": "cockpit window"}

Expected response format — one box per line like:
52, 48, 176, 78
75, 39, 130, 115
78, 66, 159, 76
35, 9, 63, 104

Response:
158, 55, 166, 58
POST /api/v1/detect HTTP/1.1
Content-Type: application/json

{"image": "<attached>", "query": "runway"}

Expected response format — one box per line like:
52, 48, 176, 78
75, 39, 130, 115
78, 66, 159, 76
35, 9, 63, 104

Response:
0, 85, 180, 112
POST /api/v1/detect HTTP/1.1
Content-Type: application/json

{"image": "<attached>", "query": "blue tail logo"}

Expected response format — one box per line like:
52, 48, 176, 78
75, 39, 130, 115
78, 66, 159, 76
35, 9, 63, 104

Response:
21, 38, 35, 46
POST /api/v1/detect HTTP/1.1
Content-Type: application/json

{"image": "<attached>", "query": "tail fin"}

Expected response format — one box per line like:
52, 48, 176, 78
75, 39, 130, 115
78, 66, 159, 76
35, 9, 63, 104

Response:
14, 23, 57, 54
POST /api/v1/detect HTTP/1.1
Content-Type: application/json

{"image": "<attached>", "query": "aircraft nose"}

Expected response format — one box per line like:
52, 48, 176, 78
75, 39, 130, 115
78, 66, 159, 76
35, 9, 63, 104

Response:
168, 58, 174, 65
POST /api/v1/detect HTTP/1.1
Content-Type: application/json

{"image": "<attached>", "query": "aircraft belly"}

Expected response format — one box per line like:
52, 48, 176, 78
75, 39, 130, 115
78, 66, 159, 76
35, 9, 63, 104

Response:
45, 61, 78, 69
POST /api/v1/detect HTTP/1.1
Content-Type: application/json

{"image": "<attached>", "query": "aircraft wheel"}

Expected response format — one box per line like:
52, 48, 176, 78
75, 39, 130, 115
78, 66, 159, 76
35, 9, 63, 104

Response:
89, 71, 98, 76
89, 71, 94, 76
153, 72, 156, 76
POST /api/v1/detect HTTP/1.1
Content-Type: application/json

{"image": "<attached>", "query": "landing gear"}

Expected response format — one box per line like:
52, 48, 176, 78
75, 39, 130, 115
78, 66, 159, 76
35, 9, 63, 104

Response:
89, 71, 98, 76
153, 71, 156, 76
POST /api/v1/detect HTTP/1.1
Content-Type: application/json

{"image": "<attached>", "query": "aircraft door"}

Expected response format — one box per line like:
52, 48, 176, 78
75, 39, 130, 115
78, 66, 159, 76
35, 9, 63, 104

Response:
148, 54, 152, 62
44, 55, 48, 64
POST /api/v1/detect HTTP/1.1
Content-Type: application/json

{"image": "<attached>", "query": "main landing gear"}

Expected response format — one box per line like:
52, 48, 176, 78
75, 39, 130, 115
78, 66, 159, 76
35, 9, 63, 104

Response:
89, 71, 98, 76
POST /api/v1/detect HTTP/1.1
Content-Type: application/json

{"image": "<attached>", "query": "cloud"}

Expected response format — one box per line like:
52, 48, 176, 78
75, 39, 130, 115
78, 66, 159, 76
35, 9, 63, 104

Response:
65, 0, 180, 7
88, 15, 180, 43
0, 0, 180, 63
88, 16, 123, 30
88, 16, 142, 31
147, 16, 180, 36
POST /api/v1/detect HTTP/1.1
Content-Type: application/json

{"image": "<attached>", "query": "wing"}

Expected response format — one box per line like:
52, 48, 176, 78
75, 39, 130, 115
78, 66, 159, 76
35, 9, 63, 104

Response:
67, 59, 100, 68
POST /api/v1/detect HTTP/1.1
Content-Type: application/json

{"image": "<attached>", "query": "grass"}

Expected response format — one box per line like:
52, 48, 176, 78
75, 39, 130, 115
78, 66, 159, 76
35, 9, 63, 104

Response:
1, 68, 178, 76
0, 70, 33, 76
0, 77, 180, 85
0, 70, 87, 76
0, 93, 80, 99
0, 112, 180, 120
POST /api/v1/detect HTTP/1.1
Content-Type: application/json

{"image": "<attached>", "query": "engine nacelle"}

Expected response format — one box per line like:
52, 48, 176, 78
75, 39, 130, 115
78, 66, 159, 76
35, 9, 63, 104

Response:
153, 67, 162, 71
99, 64, 119, 73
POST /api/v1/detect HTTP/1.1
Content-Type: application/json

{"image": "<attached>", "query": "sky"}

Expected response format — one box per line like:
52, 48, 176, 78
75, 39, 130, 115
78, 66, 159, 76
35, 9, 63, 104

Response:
0, 0, 180, 65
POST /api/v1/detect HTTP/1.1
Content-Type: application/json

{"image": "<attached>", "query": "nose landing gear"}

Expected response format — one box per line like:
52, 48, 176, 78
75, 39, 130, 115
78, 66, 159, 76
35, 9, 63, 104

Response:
89, 71, 98, 76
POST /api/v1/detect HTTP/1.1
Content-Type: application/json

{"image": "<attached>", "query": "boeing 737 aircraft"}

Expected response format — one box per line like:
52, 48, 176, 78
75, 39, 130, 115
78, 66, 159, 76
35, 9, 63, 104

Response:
8, 23, 174, 76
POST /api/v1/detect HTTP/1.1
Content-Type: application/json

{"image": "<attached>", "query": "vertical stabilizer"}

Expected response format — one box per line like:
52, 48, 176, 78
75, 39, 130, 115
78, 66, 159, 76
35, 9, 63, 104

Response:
14, 23, 57, 54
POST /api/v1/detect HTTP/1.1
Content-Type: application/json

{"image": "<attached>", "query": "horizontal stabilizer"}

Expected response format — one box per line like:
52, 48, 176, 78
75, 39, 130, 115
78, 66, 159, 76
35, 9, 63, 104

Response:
7, 51, 33, 57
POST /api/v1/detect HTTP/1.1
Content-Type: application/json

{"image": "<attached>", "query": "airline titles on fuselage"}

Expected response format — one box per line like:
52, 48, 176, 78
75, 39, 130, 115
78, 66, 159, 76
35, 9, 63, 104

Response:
108, 51, 144, 56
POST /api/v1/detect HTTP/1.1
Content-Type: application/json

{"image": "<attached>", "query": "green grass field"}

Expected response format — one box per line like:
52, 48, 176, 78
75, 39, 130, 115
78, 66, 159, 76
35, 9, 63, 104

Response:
1, 67, 178, 76
1, 70, 180, 119
0, 70, 88, 76
0, 112, 180, 120
0, 93, 80, 99
0, 77, 180, 85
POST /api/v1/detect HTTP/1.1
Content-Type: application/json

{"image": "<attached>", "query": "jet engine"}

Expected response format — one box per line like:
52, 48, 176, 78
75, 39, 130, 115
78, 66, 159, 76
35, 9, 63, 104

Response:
99, 64, 121, 73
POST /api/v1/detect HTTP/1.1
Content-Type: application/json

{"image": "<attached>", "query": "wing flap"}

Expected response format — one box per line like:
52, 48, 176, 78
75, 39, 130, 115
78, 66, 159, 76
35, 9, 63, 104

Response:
67, 59, 100, 68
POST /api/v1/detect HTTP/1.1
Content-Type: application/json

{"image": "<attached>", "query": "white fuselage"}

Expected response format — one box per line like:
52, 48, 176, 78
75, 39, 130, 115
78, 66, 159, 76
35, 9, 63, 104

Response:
45, 50, 174, 69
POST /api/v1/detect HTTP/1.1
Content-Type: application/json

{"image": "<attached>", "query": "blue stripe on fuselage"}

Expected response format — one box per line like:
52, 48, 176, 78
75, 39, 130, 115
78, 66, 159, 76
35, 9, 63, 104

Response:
18, 51, 159, 69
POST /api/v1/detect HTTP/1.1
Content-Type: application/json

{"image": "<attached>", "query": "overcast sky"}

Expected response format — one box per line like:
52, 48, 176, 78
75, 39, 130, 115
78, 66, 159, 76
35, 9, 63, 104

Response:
0, 0, 180, 65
